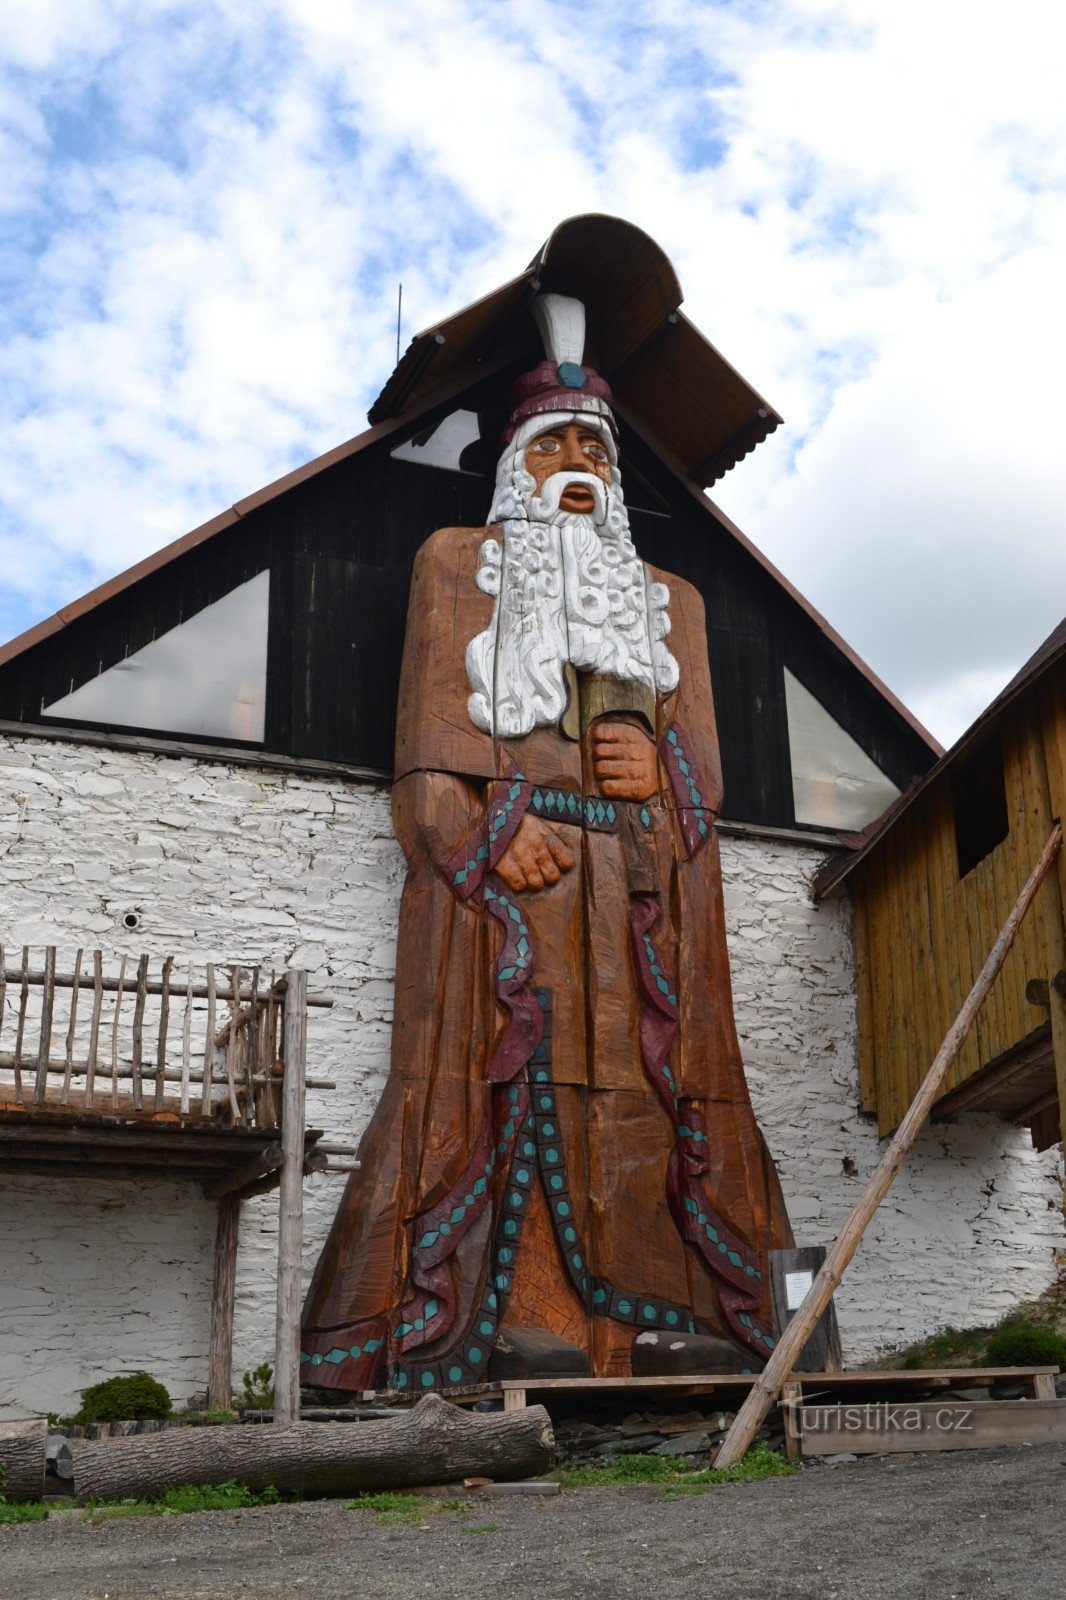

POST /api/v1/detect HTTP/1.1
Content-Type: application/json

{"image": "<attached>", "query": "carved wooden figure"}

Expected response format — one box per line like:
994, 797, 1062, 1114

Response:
301, 295, 793, 1391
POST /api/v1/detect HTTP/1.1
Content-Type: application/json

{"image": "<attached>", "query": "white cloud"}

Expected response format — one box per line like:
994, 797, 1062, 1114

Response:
0, 0, 1063, 744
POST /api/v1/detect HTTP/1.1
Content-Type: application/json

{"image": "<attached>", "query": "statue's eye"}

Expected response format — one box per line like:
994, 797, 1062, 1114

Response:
535, 438, 560, 453
584, 443, 607, 461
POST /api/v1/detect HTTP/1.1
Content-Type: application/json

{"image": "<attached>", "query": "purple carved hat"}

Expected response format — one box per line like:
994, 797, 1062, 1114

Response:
500, 295, 619, 448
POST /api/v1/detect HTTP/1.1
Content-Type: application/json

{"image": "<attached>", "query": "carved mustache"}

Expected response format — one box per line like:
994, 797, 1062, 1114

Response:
534, 471, 608, 525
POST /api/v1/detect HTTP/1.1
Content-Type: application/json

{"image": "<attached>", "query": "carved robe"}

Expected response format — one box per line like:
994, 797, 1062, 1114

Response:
300, 524, 793, 1391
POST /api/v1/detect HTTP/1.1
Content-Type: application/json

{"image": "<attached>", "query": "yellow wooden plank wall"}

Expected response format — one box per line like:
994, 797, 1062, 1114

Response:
853, 683, 1066, 1135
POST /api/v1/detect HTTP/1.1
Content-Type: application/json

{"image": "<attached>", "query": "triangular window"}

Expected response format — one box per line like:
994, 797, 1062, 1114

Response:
43, 571, 269, 742
391, 409, 482, 473
784, 667, 900, 831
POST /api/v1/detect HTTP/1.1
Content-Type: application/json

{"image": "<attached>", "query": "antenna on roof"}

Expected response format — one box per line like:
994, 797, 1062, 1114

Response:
396, 284, 403, 365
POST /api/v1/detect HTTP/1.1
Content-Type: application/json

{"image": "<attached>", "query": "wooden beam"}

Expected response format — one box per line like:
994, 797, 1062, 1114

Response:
1011, 1087, 1061, 1126
930, 1026, 1052, 1119
203, 1144, 283, 1201
0, 965, 333, 1007
714, 821, 1064, 1469
274, 969, 307, 1427
796, 1398, 1066, 1456
207, 1194, 241, 1412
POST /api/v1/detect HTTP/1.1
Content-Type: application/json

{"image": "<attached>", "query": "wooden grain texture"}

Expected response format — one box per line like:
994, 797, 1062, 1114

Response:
797, 1398, 1066, 1456
715, 819, 1062, 1469
855, 682, 1066, 1132
275, 969, 307, 1427
207, 1194, 241, 1411
303, 516, 791, 1386
60, 948, 83, 1106
33, 946, 56, 1106
70, 1396, 554, 1503
1036, 679, 1066, 1146
0, 1419, 47, 1501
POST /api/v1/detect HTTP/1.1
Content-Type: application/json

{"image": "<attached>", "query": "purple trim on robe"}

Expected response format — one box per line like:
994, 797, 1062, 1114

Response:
445, 767, 532, 901
629, 893, 775, 1358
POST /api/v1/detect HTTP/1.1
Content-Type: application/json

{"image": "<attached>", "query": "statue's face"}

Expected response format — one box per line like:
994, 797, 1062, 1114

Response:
524, 422, 612, 515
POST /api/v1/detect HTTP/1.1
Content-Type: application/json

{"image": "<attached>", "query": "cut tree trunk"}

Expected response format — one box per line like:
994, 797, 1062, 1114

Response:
0, 1420, 47, 1501
72, 1395, 554, 1503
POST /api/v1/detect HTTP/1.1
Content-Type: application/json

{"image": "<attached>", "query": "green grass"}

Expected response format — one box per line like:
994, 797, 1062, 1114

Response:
553, 1440, 796, 1497
348, 1492, 474, 1524
0, 1501, 52, 1525
83, 1481, 284, 1522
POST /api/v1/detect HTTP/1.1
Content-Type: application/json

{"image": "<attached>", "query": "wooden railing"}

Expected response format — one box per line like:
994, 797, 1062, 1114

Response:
0, 946, 332, 1129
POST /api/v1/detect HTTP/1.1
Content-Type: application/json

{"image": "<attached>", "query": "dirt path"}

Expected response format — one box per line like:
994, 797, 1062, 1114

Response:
3, 1444, 1064, 1600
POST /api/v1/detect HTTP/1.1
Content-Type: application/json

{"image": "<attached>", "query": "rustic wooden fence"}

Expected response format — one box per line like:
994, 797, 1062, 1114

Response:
0, 944, 351, 1421
0, 945, 332, 1127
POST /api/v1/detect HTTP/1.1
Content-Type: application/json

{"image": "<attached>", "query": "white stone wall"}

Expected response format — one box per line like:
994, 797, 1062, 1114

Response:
720, 834, 1064, 1361
0, 733, 1061, 1413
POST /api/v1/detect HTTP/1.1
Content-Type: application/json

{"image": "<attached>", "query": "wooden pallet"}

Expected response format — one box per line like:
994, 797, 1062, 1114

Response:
499, 1366, 1062, 1449
778, 1367, 1063, 1459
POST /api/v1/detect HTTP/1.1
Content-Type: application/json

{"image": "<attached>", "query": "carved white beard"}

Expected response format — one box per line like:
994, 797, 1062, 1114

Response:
466, 415, 680, 739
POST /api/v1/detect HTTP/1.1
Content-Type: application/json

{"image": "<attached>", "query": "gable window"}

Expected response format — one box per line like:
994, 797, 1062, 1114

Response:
784, 668, 901, 831
391, 409, 482, 473
42, 571, 269, 743
950, 729, 1009, 877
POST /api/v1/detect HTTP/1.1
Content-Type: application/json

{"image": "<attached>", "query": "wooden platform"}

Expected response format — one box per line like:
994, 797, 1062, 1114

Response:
779, 1367, 1064, 1458
499, 1367, 1064, 1460
0, 1102, 326, 1200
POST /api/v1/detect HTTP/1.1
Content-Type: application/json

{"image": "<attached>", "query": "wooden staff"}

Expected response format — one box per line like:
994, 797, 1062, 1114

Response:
714, 819, 1064, 1469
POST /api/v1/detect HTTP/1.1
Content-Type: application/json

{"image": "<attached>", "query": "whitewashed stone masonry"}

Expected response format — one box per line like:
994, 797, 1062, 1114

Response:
0, 734, 1061, 1412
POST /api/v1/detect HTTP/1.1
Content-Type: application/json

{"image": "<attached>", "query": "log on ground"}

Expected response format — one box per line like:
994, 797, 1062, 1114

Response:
0, 1420, 47, 1501
72, 1395, 554, 1504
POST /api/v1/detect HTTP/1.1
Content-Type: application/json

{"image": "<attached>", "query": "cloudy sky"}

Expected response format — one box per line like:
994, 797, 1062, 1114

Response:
2, 0, 1064, 745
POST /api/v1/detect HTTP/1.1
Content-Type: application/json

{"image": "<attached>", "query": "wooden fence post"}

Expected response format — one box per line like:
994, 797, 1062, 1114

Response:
714, 821, 1063, 1469
207, 1194, 242, 1412
274, 969, 307, 1427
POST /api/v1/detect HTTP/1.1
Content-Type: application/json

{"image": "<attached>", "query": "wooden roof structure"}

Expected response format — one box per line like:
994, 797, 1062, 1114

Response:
818, 613, 1066, 1149
815, 616, 1066, 899
371, 213, 782, 486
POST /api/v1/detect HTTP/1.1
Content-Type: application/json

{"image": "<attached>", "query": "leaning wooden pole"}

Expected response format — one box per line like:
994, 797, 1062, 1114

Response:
715, 820, 1063, 1469
274, 969, 307, 1427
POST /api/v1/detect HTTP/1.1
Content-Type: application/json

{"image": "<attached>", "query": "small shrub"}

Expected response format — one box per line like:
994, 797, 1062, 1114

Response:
984, 1324, 1066, 1369
77, 1373, 172, 1424
242, 1363, 275, 1410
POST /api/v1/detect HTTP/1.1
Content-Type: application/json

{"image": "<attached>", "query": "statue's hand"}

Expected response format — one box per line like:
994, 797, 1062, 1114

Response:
592, 721, 660, 801
494, 815, 576, 893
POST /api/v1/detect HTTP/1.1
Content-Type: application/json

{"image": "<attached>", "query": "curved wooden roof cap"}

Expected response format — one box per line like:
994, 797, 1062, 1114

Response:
370, 213, 782, 487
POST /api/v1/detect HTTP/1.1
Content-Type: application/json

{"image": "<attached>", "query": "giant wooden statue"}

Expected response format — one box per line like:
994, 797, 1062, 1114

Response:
301, 296, 793, 1391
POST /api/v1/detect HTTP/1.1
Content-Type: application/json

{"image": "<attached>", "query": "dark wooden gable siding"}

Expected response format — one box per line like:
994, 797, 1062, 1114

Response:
0, 369, 936, 826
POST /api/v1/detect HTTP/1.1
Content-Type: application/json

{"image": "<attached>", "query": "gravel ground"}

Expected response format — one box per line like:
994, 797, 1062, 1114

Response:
2, 1444, 1064, 1600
